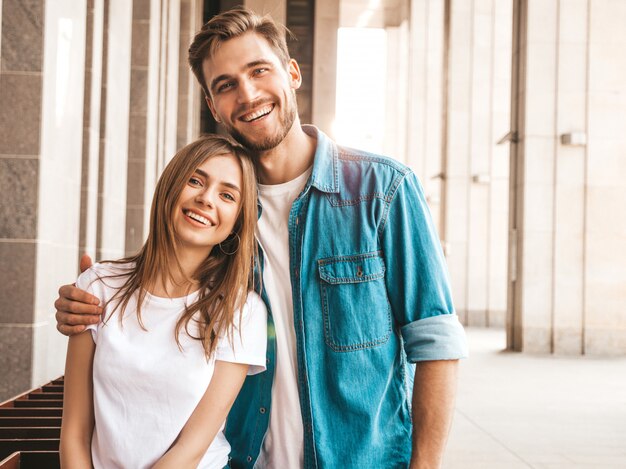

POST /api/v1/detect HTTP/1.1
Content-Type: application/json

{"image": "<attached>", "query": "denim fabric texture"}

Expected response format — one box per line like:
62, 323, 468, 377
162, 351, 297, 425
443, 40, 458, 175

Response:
225, 126, 468, 469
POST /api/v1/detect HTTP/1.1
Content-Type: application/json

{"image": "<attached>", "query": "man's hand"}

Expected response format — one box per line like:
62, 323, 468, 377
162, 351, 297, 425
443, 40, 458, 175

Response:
54, 254, 102, 336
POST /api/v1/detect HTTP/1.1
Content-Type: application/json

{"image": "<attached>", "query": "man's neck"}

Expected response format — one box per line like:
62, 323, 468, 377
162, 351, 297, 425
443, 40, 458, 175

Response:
255, 122, 316, 185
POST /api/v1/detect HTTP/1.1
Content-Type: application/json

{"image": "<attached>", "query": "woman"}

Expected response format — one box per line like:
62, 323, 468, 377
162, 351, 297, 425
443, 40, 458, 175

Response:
60, 135, 266, 468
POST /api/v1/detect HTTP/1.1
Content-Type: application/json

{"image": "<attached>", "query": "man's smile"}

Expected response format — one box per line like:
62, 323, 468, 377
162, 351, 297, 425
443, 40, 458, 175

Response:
239, 104, 274, 122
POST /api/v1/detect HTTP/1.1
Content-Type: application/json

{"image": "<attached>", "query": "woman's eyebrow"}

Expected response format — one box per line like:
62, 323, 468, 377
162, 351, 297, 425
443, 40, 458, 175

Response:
195, 169, 241, 193
221, 181, 241, 193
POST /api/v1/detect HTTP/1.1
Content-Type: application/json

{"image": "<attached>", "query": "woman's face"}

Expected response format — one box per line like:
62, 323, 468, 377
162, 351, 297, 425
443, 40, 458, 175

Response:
173, 153, 243, 256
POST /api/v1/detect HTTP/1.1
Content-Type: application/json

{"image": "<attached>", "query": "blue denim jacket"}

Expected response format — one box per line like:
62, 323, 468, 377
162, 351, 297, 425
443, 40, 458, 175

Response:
225, 126, 468, 469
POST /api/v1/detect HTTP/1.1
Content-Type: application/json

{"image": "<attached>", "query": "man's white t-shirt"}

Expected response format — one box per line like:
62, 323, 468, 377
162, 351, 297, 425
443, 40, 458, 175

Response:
78, 262, 267, 469
254, 168, 311, 469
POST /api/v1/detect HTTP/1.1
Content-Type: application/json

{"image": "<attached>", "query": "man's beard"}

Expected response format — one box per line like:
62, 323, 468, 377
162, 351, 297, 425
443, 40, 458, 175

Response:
224, 95, 297, 152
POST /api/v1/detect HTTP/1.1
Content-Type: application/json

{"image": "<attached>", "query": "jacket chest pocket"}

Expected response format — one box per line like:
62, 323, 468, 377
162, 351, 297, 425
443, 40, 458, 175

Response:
318, 252, 392, 351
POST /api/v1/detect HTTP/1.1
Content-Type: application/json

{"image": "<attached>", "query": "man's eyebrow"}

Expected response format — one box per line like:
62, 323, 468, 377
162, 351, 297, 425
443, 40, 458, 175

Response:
209, 59, 273, 93
193, 169, 241, 193
209, 73, 232, 93
246, 59, 272, 69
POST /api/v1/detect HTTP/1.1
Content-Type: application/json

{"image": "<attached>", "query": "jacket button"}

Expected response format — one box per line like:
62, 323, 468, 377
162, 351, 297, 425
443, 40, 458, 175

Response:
260, 407, 266, 414
247, 455, 253, 462
356, 266, 363, 277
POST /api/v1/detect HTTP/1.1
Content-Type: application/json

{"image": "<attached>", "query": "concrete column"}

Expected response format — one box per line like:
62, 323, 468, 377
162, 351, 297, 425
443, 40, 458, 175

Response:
312, 0, 338, 138
510, 0, 626, 354
125, 0, 153, 254
0, 0, 87, 399
584, 0, 626, 354
126, 0, 187, 254
383, 20, 410, 164
442, 0, 511, 327
97, 0, 133, 260
177, 0, 203, 149
125, 0, 182, 254
407, 0, 446, 231
79, 0, 104, 260
552, 0, 587, 354
245, 0, 286, 25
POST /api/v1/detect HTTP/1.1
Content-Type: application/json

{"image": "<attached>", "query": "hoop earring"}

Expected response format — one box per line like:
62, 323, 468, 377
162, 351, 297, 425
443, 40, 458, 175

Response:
219, 232, 240, 255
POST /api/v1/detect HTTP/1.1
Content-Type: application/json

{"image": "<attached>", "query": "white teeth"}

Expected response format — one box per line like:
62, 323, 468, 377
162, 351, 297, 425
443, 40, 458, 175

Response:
241, 105, 273, 122
185, 210, 211, 226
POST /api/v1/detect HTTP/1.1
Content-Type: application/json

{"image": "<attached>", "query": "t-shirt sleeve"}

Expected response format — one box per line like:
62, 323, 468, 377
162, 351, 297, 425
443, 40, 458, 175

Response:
215, 291, 268, 375
76, 265, 103, 344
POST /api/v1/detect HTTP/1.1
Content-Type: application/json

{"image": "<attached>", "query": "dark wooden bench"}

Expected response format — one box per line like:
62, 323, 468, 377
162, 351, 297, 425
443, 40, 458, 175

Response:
0, 451, 60, 469
0, 409, 61, 418
12, 401, 62, 409
0, 429, 59, 440
0, 378, 63, 463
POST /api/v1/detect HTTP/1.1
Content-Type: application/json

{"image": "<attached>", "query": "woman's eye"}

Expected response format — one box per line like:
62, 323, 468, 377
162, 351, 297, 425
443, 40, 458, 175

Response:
188, 177, 202, 186
222, 193, 235, 202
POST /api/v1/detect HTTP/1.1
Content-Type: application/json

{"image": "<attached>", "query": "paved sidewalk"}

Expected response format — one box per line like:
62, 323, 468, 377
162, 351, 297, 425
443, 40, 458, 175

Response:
443, 328, 626, 469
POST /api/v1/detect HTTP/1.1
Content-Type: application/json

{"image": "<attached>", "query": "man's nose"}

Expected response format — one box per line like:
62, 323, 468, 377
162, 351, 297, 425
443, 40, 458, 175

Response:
237, 78, 259, 103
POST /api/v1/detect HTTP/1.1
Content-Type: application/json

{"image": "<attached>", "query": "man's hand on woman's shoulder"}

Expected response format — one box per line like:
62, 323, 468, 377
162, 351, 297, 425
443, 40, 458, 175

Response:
54, 254, 103, 336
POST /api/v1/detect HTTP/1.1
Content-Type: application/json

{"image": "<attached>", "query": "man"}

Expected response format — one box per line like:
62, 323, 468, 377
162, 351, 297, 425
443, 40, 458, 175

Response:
55, 7, 467, 468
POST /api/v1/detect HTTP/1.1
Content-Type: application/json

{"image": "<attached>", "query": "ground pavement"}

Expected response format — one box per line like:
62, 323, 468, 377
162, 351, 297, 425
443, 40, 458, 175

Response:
443, 328, 626, 469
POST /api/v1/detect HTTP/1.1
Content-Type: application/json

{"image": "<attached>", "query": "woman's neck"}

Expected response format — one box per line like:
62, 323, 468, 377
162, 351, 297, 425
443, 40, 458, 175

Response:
149, 247, 209, 298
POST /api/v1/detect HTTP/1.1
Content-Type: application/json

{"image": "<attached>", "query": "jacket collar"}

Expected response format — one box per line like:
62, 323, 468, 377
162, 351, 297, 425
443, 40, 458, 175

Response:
302, 125, 340, 194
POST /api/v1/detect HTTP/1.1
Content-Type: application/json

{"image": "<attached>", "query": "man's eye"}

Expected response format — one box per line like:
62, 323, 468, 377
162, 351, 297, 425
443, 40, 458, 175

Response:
253, 68, 268, 75
218, 82, 234, 92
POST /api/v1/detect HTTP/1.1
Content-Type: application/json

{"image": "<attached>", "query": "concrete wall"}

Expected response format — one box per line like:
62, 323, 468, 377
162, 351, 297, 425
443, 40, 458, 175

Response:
510, 0, 626, 355
0, 0, 202, 400
406, 0, 512, 328
0, 0, 87, 399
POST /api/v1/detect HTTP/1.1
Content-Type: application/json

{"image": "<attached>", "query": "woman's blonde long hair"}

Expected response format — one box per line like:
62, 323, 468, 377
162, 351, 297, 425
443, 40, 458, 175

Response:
101, 134, 258, 359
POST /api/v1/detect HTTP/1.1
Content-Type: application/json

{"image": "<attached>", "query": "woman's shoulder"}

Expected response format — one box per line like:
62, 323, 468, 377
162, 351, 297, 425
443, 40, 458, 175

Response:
237, 290, 267, 326
242, 290, 266, 313
76, 261, 136, 291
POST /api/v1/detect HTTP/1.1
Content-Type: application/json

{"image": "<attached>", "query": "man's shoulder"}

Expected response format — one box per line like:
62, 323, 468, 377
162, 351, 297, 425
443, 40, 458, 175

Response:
331, 145, 413, 199
335, 144, 410, 176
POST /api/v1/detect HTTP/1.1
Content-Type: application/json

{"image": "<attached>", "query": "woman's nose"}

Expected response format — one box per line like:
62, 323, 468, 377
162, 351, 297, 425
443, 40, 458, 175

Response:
196, 188, 214, 207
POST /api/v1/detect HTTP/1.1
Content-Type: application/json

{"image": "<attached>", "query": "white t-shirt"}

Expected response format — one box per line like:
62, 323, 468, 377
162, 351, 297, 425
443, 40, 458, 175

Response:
78, 262, 267, 469
254, 168, 311, 469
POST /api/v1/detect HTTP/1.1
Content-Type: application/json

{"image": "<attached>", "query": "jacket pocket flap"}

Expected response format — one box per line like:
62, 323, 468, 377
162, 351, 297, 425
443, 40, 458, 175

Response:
318, 253, 385, 284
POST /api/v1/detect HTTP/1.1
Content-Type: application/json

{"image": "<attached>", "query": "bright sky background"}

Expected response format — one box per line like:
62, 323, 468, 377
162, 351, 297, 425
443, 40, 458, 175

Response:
334, 27, 387, 154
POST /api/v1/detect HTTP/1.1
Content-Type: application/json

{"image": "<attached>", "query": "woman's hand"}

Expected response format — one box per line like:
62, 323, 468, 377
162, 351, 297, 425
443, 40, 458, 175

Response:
152, 361, 249, 468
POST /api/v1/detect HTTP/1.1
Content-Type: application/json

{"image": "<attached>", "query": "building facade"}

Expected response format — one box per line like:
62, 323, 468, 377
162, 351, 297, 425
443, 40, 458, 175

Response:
1, 0, 625, 400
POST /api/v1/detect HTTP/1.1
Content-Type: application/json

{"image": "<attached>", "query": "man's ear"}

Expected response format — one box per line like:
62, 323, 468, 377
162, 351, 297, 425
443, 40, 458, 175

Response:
288, 58, 302, 90
205, 94, 221, 123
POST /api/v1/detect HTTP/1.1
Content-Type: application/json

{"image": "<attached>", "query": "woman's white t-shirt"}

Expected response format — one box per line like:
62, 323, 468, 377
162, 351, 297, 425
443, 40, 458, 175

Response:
77, 262, 267, 469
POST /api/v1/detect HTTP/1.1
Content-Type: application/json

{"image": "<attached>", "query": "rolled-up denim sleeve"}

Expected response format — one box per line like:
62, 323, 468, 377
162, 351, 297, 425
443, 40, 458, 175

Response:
381, 171, 468, 362
401, 314, 467, 361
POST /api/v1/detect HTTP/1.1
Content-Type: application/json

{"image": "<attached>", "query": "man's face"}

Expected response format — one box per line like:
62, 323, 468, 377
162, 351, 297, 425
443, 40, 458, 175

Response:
202, 32, 301, 152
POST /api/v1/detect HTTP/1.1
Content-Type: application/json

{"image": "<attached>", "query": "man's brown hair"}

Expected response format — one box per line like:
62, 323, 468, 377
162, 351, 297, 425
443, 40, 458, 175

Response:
188, 7, 291, 98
